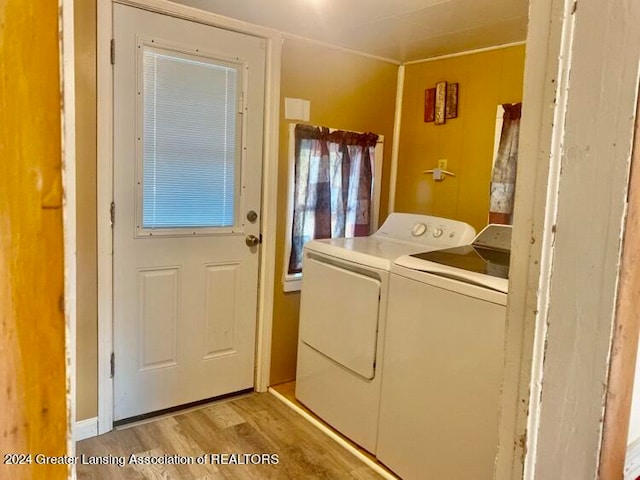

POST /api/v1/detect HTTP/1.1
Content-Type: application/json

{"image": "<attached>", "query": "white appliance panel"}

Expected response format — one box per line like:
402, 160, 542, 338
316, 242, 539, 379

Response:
306, 213, 477, 270
296, 342, 380, 452
295, 255, 389, 453
374, 213, 476, 245
299, 255, 381, 379
377, 273, 506, 480
296, 212, 477, 455
306, 236, 429, 270
473, 223, 512, 250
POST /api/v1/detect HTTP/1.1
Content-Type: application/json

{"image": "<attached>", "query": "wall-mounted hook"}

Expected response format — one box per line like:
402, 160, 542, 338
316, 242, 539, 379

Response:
423, 168, 456, 181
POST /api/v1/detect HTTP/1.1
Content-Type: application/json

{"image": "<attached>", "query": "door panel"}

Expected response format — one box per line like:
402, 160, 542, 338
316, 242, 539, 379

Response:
138, 267, 179, 370
113, 4, 265, 421
204, 263, 240, 357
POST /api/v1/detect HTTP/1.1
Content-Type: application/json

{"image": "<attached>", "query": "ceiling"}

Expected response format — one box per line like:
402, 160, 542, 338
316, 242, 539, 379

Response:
175, 0, 529, 63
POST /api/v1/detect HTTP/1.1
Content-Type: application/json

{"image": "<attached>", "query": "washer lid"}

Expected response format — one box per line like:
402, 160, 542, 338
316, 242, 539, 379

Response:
396, 246, 510, 293
411, 245, 510, 279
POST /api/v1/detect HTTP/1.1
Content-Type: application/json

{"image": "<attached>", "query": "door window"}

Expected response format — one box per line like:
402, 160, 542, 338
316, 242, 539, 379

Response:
138, 44, 243, 234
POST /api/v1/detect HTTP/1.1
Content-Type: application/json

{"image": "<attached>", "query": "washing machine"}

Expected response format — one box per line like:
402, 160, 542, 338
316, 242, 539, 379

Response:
377, 224, 512, 480
295, 213, 476, 454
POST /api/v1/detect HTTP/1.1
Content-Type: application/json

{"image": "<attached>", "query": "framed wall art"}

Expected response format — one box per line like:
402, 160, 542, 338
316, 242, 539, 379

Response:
434, 81, 447, 125
424, 88, 436, 122
425, 81, 459, 125
446, 83, 458, 119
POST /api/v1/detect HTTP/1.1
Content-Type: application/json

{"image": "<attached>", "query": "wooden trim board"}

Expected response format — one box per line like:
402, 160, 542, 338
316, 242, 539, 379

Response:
75, 417, 99, 442
0, 1, 68, 478
497, 0, 640, 478
599, 88, 640, 480
61, 0, 78, 470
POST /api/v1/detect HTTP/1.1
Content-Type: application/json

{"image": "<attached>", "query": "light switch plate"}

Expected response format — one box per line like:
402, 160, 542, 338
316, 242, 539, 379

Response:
285, 97, 310, 121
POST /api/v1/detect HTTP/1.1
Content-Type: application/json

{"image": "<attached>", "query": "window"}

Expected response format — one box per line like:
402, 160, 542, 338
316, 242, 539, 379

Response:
137, 43, 243, 236
283, 124, 384, 292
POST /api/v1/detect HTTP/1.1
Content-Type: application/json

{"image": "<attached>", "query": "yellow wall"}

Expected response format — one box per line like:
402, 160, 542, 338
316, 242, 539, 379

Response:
0, 1, 68, 477
269, 38, 398, 384
73, 28, 398, 405
394, 45, 525, 232
70, 10, 523, 400
75, 0, 99, 421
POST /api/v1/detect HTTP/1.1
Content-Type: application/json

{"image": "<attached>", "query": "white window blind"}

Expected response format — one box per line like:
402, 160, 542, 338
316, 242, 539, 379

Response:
142, 47, 241, 230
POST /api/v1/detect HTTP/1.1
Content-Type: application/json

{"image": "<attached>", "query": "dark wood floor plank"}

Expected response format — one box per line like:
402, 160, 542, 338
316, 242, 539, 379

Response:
76, 393, 384, 480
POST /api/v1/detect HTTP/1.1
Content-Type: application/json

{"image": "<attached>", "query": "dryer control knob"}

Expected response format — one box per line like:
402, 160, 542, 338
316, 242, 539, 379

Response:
411, 223, 427, 236
433, 228, 444, 238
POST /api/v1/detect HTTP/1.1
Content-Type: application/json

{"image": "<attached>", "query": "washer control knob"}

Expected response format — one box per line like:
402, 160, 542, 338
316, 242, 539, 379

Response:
411, 223, 427, 237
433, 228, 444, 238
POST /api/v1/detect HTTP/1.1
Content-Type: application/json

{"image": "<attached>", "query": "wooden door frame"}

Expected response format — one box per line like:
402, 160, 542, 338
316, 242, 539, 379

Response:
61, 0, 77, 460
495, 0, 640, 478
93, 1, 640, 475
598, 92, 640, 478
1, 0, 76, 477
96, 0, 282, 434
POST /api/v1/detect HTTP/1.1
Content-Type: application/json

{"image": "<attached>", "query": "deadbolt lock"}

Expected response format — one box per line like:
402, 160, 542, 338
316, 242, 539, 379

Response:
246, 210, 258, 223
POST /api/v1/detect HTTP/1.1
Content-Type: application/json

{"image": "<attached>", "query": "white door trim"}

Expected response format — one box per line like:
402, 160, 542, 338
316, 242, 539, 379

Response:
61, 0, 77, 459
74, 417, 99, 442
96, 0, 113, 436
496, 0, 640, 478
386, 64, 404, 216
97, 0, 281, 434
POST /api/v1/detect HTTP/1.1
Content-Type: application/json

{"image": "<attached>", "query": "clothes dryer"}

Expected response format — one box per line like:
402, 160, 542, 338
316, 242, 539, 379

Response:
295, 213, 476, 453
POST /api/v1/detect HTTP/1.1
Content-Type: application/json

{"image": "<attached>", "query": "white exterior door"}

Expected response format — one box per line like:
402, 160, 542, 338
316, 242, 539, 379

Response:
112, 4, 265, 421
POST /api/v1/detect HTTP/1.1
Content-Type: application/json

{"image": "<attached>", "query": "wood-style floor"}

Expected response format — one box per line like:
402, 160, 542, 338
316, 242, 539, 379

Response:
270, 381, 383, 467
77, 393, 384, 479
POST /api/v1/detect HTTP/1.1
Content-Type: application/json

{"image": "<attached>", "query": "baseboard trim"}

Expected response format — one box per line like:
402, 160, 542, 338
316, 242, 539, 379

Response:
75, 417, 98, 442
268, 387, 398, 480
626, 437, 640, 479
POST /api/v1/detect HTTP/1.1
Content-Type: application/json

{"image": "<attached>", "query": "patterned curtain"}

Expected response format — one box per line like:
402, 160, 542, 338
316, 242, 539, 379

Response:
489, 103, 522, 224
288, 124, 378, 274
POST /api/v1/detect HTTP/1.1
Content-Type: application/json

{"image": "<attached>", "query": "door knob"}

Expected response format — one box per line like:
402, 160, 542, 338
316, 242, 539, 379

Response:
245, 235, 260, 247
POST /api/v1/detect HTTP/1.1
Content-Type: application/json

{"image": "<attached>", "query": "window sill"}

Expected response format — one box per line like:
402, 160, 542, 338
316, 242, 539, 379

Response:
283, 274, 302, 293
